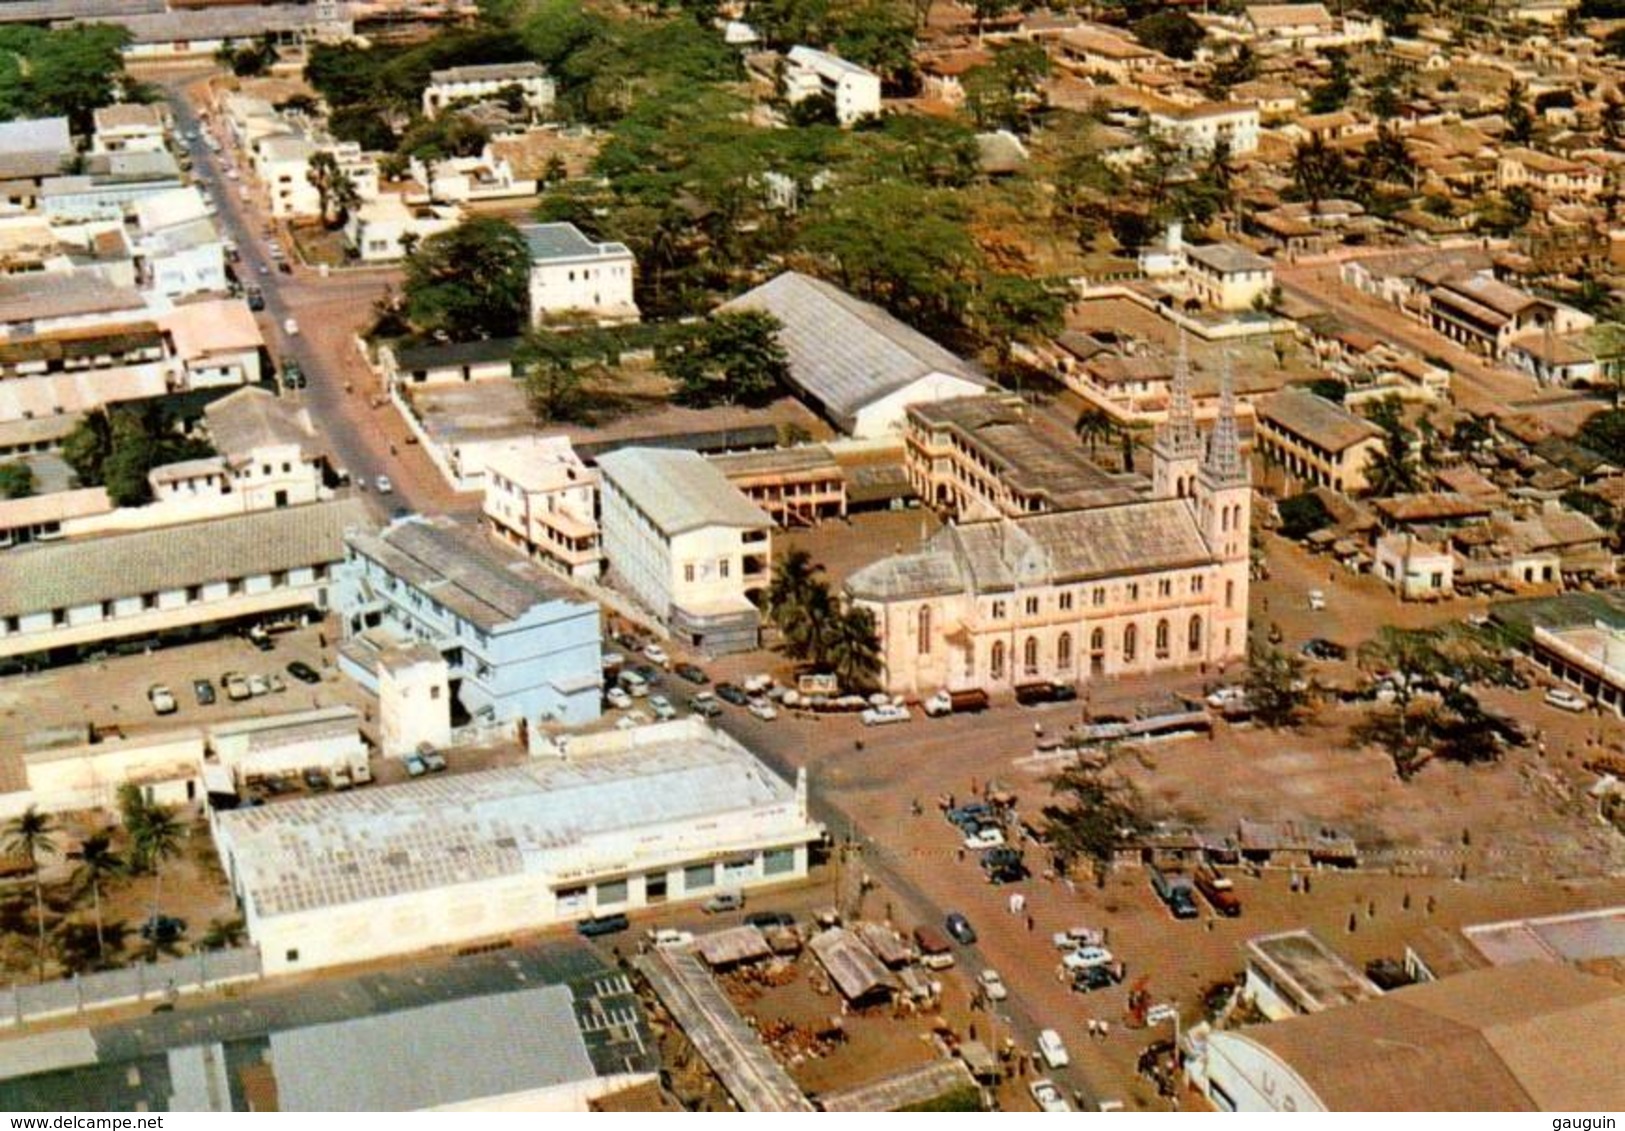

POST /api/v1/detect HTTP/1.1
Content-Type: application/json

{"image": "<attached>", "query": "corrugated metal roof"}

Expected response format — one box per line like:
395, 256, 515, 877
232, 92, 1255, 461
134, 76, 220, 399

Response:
598, 447, 771, 535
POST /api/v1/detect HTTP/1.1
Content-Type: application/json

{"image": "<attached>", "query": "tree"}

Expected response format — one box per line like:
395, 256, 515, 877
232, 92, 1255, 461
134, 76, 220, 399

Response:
1074, 407, 1120, 455
663, 310, 789, 408
66, 831, 121, 964
969, 0, 1017, 38
1363, 416, 1422, 497
0, 25, 133, 133
516, 327, 605, 424
199, 917, 247, 951
1244, 640, 1311, 728
0, 461, 34, 499
971, 274, 1065, 360
1306, 49, 1352, 113
403, 219, 532, 341
1205, 44, 1257, 96
825, 604, 883, 692
4, 806, 58, 980
307, 151, 341, 229
127, 799, 183, 937
1291, 135, 1350, 206
60, 406, 213, 507
768, 549, 822, 633
962, 43, 1050, 132
1039, 765, 1147, 884
828, 0, 919, 92
1355, 625, 1503, 779
769, 551, 832, 663
1132, 10, 1205, 60
1276, 493, 1333, 540
1588, 323, 1625, 407
1503, 77, 1534, 144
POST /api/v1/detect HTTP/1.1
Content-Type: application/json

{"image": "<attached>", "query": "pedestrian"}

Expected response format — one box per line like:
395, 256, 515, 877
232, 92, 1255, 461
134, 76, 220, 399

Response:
957, 847, 966, 863
1100, 1020, 1111, 1040
1033, 721, 1043, 738
1302, 873, 1311, 895
1026, 913, 1035, 932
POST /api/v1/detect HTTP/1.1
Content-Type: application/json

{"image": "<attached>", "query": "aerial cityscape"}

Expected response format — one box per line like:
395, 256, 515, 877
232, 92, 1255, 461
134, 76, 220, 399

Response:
0, 0, 1618, 1114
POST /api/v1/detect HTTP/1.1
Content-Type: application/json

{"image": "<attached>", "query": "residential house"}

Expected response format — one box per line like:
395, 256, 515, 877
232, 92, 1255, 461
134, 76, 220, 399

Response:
784, 46, 882, 126
1241, 3, 1383, 49
1148, 100, 1261, 156
482, 435, 602, 580
202, 386, 325, 510
254, 134, 378, 221
1496, 147, 1605, 199
1058, 27, 1163, 81
160, 298, 264, 389
90, 103, 170, 154
518, 221, 639, 326
1374, 532, 1454, 600
597, 448, 773, 655
0, 118, 73, 201
1425, 272, 1593, 359
1254, 389, 1386, 493
344, 196, 461, 262
421, 62, 555, 119
1185, 242, 1275, 310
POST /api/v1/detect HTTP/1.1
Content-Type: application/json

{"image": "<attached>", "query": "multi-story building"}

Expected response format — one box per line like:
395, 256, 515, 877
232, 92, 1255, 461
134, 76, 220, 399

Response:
905, 394, 1146, 520
1185, 242, 1275, 310
336, 516, 602, 726
482, 435, 602, 580
709, 446, 848, 527
1148, 101, 1260, 156
1425, 272, 1593, 359
847, 358, 1252, 697
1496, 148, 1605, 199
518, 221, 639, 326
1057, 26, 1162, 81
90, 102, 170, 154
39, 151, 185, 221
784, 46, 882, 126
597, 448, 773, 655
201, 386, 326, 510
0, 498, 370, 663
1253, 388, 1385, 494
253, 135, 378, 221
421, 62, 555, 118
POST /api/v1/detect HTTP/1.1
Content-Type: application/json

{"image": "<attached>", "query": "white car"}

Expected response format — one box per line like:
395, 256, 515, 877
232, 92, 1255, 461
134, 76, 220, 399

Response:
1145, 1002, 1179, 1027
646, 928, 694, 949
147, 685, 177, 715
743, 673, 774, 695
860, 704, 911, 727
1543, 687, 1588, 712
1036, 1029, 1070, 1069
247, 673, 270, 697
615, 709, 649, 730
1307, 588, 1326, 611
964, 826, 1005, 851
1060, 945, 1116, 972
1052, 926, 1106, 951
1206, 686, 1249, 710
1029, 1080, 1072, 1113
375, 475, 393, 495
976, 968, 1008, 1002
649, 693, 677, 721
642, 642, 669, 666
605, 686, 633, 710
747, 697, 778, 721
923, 689, 953, 717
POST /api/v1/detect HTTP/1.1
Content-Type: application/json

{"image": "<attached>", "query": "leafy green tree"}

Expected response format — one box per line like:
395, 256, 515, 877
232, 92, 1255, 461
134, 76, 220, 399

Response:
1132, 10, 1204, 60
1244, 640, 1311, 728
516, 329, 602, 423
1588, 323, 1625, 407
1291, 135, 1351, 206
125, 795, 183, 938
1306, 49, 1352, 113
1205, 44, 1258, 96
767, 549, 822, 640
963, 41, 1049, 132
403, 219, 532, 341
969, 0, 1018, 37
4, 806, 58, 979
306, 151, 351, 229
1362, 398, 1422, 497
1503, 77, 1534, 144
1276, 493, 1333, 540
826, 605, 882, 692
664, 311, 789, 408
61, 407, 213, 506
0, 25, 132, 132
972, 273, 1065, 360
1580, 408, 1625, 464
67, 831, 122, 964
1073, 407, 1120, 455
1355, 625, 1504, 779
1039, 765, 1148, 884
829, 0, 919, 91
0, 461, 34, 499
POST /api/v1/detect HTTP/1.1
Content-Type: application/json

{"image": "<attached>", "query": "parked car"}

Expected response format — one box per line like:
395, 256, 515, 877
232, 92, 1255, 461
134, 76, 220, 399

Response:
281, 360, 305, 389
745, 911, 795, 930
947, 802, 994, 829
1060, 945, 1116, 973
1015, 680, 1079, 706
976, 968, 1008, 1002
964, 826, 1005, 851
715, 682, 749, 707
577, 913, 629, 938
642, 642, 669, 666
1206, 686, 1250, 711
1300, 637, 1347, 661
1036, 1029, 1070, 1069
330, 766, 352, 791
403, 753, 428, 777
1149, 865, 1200, 920
648, 693, 677, 720
980, 846, 1026, 885
1195, 866, 1243, 917
674, 663, 709, 685
923, 688, 990, 716
221, 671, 252, 701
689, 692, 722, 718
1071, 963, 1123, 994
302, 767, 329, 792
860, 704, 911, 726
375, 475, 393, 495
944, 912, 977, 944
1543, 687, 1588, 712
286, 660, 320, 685
192, 678, 216, 706
606, 686, 633, 710
140, 915, 186, 944
421, 750, 448, 773
646, 928, 694, 949
283, 317, 299, 336
618, 670, 649, 698
913, 924, 956, 969
703, 890, 744, 914
147, 684, 177, 715
1307, 588, 1326, 611
1030, 1079, 1072, 1113
247, 673, 270, 697
245, 286, 265, 311
747, 697, 778, 721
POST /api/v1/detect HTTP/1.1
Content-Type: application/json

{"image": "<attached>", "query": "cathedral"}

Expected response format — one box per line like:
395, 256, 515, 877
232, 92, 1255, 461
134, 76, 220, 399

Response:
846, 346, 1252, 698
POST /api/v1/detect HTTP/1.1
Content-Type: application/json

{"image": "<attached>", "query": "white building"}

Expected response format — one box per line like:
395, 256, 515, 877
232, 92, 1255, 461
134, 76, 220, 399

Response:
201, 386, 326, 509
518, 221, 639, 325
207, 707, 369, 791
212, 718, 825, 976
597, 447, 773, 655
343, 196, 462, 262
90, 103, 170, 154
254, 135, 378, 221
784, 46, 882, 126
133, 188, 226, 299
376, 642, 452, 758
421, 62, 556, 119
160, 299, 266, 389
1148, 100, 1260, 156
483, 435, 602, 580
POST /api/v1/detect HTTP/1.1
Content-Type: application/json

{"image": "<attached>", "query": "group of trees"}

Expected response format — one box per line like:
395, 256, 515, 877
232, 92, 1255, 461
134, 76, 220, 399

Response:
0, 461, 34, 500
1361, 396, 1425, 498
0, 25, 134, 132
216, 34, 279, 79
306, 151, 362, 229
61, 406, 216, 508
1354, 625, 1511, 779
663, 311, 791, 409
765, 550, 882, 692
397, 217, 532, 341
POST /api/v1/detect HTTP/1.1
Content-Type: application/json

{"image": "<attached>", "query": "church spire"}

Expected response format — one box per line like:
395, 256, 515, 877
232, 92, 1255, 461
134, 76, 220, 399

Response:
1156, 327, 1202, 460
1204, 350, 1246, 485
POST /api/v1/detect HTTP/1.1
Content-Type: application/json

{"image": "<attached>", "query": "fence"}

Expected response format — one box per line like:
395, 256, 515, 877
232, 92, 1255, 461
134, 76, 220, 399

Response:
0, 946, 262, 1028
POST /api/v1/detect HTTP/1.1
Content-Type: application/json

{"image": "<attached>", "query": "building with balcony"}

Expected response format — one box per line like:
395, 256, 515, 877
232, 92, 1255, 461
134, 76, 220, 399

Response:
709, 445, 847, 527
482, 435, 602, 580
421, 62, 555, 119
336, 515, 602, 726
1254, 388, 1385, 494
1148, 100, 1260, 157
598, 448, 773, 655
783, 46, 881, 126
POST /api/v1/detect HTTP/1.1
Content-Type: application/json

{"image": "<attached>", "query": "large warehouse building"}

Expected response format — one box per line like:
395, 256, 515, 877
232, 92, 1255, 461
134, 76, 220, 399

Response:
213, 719, 824, 975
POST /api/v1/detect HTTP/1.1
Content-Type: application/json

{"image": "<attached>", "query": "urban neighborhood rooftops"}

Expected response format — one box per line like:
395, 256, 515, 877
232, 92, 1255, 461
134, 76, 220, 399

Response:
597, 447, 772, 534
1256, 388, 1384, 452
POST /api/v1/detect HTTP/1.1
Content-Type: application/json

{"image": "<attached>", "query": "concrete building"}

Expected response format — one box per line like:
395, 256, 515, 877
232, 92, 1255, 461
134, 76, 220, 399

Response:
90, 102, 170, 155
1240, 930, 1382, 1021
784, 46, 882, 126
482, 435, 601, 580
213, 719, 824, 975
719, 272, 991, 437
0, 497, 371, 662
40, 151, 186, 222
422, 62, 555, 119
0, 118, 73, 196
598, 448, 773, 655
1184, 242, 1274, 311
253, 135, 378, 221
133, 194, 227, 299
376, 641, 453, 758
709, 445, 847, 527
1495, 147, 1604, 200
1374, 533, 1454, 600
1148, 101, 1260, 157
1254, 389, 1385, 493
343, 195, 461, 262
1057, 26, 1162, 81
1199, 962, 1625, 1111
1426, 272, 1593, 359
336, 516, 602, 726
202, 386, 325, 509
161, 299, 265, 389
518, 221, 638, 326
206, 707, 369, 792
848, 359, 1251, 697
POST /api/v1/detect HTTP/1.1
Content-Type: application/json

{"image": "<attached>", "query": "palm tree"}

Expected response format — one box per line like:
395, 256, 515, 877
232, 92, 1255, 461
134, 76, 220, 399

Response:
131, 804, 184, 931
199, 917, 247, 951
826, 606, 883, 693
767, 550, 824, 652
1364, 427, 1423, 497
67, 831, 122, 963
4, 806, 58, 980
306, 150, 339, 228
1073, 407, 1119, 456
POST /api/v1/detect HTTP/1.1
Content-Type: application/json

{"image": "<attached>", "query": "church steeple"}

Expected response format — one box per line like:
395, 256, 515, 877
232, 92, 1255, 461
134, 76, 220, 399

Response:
1202, 351, 1246, 486
1152, 328, 1202, 500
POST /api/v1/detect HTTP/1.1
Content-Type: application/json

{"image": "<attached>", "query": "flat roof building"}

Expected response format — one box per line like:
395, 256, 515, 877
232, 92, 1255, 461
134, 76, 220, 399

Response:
1241, 929, 1382, 1019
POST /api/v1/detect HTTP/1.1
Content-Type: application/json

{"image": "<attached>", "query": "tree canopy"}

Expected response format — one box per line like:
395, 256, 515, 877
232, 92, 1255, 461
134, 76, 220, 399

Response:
663, 311, 790, 408
62, 406, 214, 508
0, 25, 133, 132
401, 219, 532, 341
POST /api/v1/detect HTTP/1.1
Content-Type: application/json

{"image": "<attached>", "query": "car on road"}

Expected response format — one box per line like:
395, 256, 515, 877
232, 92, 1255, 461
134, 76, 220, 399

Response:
944, 911, 977, 944
221, 671, 251, 701
642, 642, 669, 666
147, 684, 177, 715
286, 660, 320, 685
646, 928, 694, 949
192, 678, 216, 706
703, 890, 744, 914
605, 686, 633, 710
747, 697, 778, 721
1543, 687, 1588, 712
1036, 1029, 1070, 1069
577, 913, 629, 938
375, 475, 393, 495
1070, 963, 1122, 994
1060, 945, 1116, 973
648, 693, 677, 721
1300, 637, 1347, 661
715, 682, 749, 707
744, 911, 795, 930
1206, 686, 1250, 711
281, 361, 305, 389
403, 753, 428, 777
1029, 1079, 1072, 1113
282, 317, 299, 336
860, 703, 911, 727
247, 673, 270, 697
245, 286, 265, 311
674, 662, 708, 685
976, 968, 1008, 1002
963, 826, 1005, 850
689, 692, 722, 718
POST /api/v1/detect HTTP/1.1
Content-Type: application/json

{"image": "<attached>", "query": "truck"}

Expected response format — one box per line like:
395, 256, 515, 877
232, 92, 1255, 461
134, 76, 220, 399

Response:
1148, 865, 1200, 920
922, 688, 990, 717
1194, 865, 1242, 917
